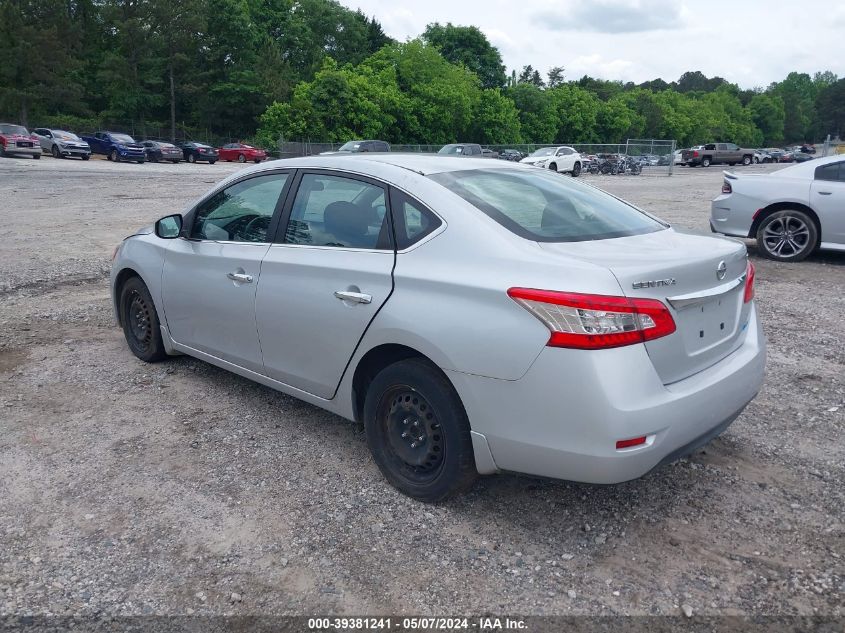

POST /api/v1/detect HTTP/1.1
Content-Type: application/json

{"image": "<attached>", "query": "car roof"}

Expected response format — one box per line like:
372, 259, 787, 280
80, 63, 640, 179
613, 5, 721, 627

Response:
233, 154, 526, 178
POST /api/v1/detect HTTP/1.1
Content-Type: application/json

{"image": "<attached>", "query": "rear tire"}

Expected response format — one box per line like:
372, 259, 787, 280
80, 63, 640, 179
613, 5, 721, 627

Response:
187, 154, 195, 163
33, 153, 40, 159
119, 276, 168, 362
238, 154, 246, 163
363, 358, 477, 502
756, 209, 818, 262
209, 160, 216, 165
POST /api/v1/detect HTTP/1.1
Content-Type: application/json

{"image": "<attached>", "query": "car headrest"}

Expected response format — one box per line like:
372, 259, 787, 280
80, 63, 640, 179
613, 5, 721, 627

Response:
324, 201, 368, 245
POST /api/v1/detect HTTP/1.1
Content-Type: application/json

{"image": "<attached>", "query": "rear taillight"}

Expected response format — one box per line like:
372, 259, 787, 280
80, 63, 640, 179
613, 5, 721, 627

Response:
744, 261, 755, 303
721, 180, 732, 194
507, 288, 676, 350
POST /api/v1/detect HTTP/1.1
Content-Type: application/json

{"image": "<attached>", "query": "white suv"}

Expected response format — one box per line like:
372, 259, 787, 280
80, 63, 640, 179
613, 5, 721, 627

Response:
520, 146, 583, 176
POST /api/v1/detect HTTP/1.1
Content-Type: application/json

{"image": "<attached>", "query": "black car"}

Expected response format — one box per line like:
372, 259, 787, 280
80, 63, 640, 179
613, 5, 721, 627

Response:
179, 141, 218, 164
438, 143, 485, 157
141, 140, 184, 163
498, 149, 524, 161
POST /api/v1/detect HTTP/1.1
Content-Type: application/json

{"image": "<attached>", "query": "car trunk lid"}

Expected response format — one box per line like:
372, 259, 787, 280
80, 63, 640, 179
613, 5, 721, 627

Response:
539, 229, 752, 384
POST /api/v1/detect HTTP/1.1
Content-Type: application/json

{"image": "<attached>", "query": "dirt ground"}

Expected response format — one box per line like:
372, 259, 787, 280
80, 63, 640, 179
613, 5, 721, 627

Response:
0, 155, 842, 619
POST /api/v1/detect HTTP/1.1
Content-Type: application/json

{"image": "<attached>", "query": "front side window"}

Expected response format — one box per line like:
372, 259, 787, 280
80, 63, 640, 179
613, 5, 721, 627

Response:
191, 173, 290, 242
284, 173, 390, 250
429, 168, 666, 243
815, 162, 843, 182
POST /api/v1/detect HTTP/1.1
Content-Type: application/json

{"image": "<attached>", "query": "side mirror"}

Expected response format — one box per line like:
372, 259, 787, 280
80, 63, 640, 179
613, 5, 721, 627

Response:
155, 214, 182, 239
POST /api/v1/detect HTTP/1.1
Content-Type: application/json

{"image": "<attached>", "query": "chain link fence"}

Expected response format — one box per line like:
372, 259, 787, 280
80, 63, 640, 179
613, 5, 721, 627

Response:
277, 139, 678, 175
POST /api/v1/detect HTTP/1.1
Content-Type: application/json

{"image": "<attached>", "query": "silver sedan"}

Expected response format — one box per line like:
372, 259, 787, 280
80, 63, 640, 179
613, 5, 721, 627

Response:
711, 155, 845, 261
111, 155, 766, 501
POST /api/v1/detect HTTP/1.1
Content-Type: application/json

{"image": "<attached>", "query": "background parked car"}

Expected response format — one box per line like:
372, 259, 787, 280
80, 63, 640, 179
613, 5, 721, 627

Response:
179, 141, 218, 164
480, 147, 499, 159
712, 154, 845, 261
753, 149, 772, 164
31, 128, 91, 160
519, 146, 583, 176
218, 142, 267, 163
437, 143, 485, 156
141, 140, 183, 163
320, 140, 390, 154
0, 123, 41, 159
81, 131, 145, 163
498, 149, 524, 161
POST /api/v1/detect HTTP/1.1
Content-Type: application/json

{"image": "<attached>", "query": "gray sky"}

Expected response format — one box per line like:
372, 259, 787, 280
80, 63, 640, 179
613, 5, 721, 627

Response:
338, 0, 844, 88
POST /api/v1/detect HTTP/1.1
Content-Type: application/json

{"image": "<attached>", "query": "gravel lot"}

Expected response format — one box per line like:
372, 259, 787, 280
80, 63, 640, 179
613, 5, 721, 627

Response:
1, 156, 843, 619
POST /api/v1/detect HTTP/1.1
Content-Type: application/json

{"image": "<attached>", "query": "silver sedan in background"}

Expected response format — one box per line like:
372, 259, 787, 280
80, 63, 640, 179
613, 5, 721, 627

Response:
111, 155, 765, 501
712, 155, 845, 261
31, 128, 91, 159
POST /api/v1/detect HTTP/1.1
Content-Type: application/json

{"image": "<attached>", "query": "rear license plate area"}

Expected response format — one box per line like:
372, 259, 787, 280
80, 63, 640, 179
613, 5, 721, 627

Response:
678, 294, 740, 354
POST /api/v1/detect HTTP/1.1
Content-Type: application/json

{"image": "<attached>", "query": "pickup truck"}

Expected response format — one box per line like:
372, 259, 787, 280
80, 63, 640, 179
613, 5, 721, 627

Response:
80, 131, 146, 163
682, 143, 754, 167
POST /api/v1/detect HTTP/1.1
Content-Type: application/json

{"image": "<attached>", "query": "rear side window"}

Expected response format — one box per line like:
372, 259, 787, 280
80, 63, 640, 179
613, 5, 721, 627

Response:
815, 162, 844, 182
390, 190, 442, 249
429, 168, 665, 242
284, 173, 391, 250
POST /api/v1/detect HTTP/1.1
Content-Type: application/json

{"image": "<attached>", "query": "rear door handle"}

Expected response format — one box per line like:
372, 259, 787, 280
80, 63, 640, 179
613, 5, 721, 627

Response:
227, 272, 253, 283
334, 290, 372, 304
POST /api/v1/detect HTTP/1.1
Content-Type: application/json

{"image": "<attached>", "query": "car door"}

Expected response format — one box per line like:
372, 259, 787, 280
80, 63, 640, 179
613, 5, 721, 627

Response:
811, 161, 845, 244
255, 170, 395, 398
161, 171, 293, 372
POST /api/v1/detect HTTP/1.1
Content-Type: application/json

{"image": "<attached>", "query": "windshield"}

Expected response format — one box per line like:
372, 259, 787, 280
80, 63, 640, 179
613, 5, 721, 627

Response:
428, 168, 666, 242
438, 145, 465, 155
0, 124, 29, 135
112, 134, 135, 143
530, 147, 556, 157
338, 141, 362, 151
55, 131, 80, 141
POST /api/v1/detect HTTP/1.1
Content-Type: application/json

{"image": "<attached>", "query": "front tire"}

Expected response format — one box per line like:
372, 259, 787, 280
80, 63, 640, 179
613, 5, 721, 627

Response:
756, 209, 818, 262
363, 358, 477, 502
571, 161, 581, 177
742, 155, 752, 166
110, 149, 118, 162
548, 162, 557, 172
82, 154, 90, 161
33, 153, 40, 159
119, 276, 168, 362
702, 157, 712, 167
187, 154, 195, 163
51, 145, 61, 158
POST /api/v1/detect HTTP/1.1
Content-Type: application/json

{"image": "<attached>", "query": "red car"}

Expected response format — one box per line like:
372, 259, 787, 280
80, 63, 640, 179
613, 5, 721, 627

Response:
0, 123, 41, 159
218, 142, 267, 163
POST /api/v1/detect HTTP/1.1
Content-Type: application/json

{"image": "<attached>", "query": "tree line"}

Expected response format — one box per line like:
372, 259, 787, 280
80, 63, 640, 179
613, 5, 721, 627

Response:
2, 0, 844, 148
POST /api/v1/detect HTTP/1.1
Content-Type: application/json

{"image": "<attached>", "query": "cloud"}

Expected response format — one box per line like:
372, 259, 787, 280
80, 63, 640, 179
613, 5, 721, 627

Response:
567, 54, 636, 80
532, 0, 684, 33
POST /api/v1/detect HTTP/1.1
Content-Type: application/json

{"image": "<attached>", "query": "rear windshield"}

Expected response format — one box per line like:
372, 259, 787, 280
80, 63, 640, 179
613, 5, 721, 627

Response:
428, 168, 667, 242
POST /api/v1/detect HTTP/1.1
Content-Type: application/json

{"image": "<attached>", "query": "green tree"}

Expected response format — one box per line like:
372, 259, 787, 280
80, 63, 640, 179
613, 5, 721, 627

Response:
770, 72, 817, 142
422, 22, 506, 89
547, 66, 565, 89
748, 93, 785, 144
815, 79, 845, 138
470, 89, 522, 144
507, 82, 556, 142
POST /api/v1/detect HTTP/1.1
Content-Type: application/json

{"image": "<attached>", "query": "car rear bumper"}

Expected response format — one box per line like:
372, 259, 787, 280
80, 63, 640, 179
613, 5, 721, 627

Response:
711, 194, 758, 238
449, 303, 766, 483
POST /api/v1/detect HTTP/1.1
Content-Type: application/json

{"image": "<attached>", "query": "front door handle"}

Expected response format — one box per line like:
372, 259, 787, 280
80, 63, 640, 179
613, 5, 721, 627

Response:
818, 191, 832, 196
334, 290, 372, 304
227, 272, 253, 283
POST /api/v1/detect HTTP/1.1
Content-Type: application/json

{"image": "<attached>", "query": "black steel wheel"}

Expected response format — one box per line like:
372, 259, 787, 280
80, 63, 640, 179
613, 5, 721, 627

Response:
548, 162, 557, 172
364, 358, 477, 502
756, 210, 818, 262
119, 276, 168, 362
